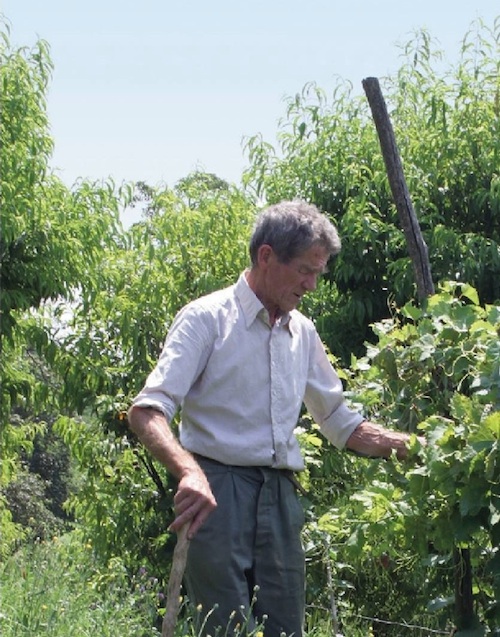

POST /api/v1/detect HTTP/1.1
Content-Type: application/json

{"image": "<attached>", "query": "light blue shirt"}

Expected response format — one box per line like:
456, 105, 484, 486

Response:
132, 272, 364, 470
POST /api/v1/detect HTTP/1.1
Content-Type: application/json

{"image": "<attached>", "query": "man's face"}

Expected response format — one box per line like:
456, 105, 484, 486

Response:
261, 243, 330, 317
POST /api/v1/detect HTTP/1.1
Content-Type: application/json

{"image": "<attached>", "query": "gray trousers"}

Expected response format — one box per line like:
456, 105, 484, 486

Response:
184, 456, 305, 637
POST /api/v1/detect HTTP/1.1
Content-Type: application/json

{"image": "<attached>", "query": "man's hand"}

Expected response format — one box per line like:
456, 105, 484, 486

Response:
169, 468, 217, 539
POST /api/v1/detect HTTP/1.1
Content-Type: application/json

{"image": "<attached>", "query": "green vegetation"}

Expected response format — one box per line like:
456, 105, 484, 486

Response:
1, 14, 500, 637
244, 20, 500, 363
0, 533, 163, 636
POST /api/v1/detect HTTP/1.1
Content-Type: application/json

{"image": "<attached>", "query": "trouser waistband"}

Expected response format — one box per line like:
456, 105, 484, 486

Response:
193, 453, 308, 496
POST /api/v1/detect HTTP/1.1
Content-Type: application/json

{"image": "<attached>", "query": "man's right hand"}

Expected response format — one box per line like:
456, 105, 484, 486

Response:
169, 468, 217, 539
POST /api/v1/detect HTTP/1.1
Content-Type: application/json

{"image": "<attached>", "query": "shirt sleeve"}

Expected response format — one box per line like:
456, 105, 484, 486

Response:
131, 303, 214, 423
304, 330, 364, 448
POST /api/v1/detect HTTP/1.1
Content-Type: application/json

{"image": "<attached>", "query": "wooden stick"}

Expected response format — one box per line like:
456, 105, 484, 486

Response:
162, 525, 191, 637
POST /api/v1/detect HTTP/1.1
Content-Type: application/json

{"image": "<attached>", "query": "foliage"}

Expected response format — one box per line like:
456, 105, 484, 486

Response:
0, 533, 164, 637
53, 414, 176, 576
1, 413, 74, 548
313, 283, 500, 633
243, 17, 500, 363
0, 24, 125, 347
0, 21, 127, 555
0, 532, 288, 637
3, 470, 65, 540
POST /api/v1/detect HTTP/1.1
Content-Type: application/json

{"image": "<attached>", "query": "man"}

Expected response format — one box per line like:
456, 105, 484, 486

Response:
128, 200, 415, 637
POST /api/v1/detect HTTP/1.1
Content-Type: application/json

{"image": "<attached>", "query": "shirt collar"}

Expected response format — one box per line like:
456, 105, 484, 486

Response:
235, 271, 293, 333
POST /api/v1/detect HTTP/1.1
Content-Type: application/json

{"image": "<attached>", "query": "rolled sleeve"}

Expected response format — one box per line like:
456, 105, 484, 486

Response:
318, 404, 364, 449
131, 392, 178, 423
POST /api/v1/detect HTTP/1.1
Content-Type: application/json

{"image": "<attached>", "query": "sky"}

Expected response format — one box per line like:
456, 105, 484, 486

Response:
3, 1, 499, 195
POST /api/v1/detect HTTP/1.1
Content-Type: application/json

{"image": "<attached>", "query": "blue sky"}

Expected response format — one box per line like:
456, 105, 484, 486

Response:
2, 1, 498, 191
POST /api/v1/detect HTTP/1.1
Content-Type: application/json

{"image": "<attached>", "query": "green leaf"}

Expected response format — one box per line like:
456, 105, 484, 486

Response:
459, 484, 488, 517
460, 283, 480, 306
400, 301, 422, 321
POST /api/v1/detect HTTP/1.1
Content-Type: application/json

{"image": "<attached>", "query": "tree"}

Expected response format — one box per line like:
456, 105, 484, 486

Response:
0, 21, 127, 555
243, 18, 500, 363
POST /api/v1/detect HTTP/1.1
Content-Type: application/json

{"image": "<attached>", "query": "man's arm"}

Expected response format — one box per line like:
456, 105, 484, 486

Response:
346, 420, 418, 460
127, 405, 217, 538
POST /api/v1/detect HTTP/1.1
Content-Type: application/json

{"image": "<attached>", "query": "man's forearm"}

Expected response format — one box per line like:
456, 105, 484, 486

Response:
128, 405, 217, 537
127, 405, 200, 479
346, 420, 412, 460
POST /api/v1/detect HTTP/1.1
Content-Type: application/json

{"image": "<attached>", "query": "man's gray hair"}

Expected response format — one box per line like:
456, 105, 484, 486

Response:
249, 200, 341, 266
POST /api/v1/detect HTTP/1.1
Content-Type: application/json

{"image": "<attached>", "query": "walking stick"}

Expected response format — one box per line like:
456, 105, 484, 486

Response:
162, 524, 190, 637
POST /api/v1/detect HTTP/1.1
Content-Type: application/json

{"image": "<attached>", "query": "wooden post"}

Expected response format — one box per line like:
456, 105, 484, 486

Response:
362, 76, 435, 301
363, 77, 480, 633
453, 547, 476, 631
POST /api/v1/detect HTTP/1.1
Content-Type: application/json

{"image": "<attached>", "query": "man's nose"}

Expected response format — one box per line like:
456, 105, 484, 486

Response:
302, 273, 318, 291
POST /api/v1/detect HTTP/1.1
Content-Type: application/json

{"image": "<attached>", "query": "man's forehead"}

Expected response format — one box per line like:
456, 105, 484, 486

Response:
293, 250, 330, 274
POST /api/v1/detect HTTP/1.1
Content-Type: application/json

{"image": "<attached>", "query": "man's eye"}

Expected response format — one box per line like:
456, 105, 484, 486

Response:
298, 266, 326, 276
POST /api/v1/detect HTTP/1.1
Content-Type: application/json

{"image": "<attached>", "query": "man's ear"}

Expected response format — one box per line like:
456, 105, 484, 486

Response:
257, 244, 273, 269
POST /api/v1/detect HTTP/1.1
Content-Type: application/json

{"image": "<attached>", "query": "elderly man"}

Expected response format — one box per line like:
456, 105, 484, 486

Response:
128, 200, 413, 636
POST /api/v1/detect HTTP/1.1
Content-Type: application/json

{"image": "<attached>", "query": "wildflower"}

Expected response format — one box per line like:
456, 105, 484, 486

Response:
256, 632, 264, 637
196, 603, 203, 612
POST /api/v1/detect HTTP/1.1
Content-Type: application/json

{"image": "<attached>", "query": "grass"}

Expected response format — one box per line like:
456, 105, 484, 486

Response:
0, 530, 406, 637
0, 532, 164, 637
0, 532, 300, 637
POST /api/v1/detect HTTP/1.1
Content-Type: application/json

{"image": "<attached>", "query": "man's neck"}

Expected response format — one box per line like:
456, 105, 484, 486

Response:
245, 269, 281, 326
